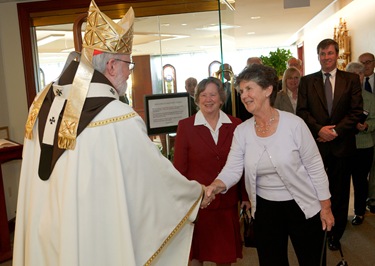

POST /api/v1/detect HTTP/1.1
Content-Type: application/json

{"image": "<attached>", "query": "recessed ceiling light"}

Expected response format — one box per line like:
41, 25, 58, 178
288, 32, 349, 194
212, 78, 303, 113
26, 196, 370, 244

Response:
196, 24, 240, 31
247, 32, 255, 35
181, 24, 187, 26
251, 16, 261, 20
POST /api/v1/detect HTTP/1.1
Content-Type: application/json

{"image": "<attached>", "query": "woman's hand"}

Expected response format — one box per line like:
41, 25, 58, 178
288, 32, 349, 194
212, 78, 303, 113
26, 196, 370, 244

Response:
320, 199, 335, 231
240, 201, 251, 211
201, 185, 215, 208
356, 122, 368, 132
201, 179, 227, 209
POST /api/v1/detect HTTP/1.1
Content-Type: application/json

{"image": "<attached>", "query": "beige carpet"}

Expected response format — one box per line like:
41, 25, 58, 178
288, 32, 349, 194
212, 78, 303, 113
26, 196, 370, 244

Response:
205, 212, 374, 266
204, 183, 375, 266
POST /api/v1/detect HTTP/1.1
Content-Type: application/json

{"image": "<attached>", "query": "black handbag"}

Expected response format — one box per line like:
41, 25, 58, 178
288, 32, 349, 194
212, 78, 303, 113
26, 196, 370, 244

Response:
241, 206, 256, 248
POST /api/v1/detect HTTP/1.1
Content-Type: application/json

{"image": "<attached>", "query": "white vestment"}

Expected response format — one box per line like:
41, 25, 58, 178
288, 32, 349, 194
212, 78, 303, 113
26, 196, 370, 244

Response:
13, 82, 201, 266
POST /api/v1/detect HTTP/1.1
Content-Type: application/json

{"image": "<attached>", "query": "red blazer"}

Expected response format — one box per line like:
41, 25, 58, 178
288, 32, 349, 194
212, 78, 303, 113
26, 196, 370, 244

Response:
173, 114, 248, 209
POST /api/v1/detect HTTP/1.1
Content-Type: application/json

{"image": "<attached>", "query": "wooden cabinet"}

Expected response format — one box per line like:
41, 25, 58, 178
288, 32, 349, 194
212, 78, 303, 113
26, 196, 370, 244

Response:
0, 144, 23, 262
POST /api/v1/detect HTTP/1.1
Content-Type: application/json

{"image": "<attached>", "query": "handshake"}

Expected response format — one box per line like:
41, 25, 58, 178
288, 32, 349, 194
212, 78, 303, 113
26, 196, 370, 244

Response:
200, 179, 225, 209
200, 180, 251, 210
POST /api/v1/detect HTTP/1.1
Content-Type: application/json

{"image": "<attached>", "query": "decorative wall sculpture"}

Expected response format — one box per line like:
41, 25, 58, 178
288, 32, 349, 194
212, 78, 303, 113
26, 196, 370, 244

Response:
334, 18, 351, 70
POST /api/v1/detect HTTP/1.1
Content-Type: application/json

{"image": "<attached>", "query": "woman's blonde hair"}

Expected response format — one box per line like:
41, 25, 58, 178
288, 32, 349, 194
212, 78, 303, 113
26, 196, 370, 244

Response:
281, 67, 301, 93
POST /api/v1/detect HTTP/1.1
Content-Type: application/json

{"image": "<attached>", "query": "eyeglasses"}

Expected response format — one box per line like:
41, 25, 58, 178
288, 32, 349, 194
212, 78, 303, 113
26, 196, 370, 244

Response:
114, 59, 135, 71
360, 60, 375, 65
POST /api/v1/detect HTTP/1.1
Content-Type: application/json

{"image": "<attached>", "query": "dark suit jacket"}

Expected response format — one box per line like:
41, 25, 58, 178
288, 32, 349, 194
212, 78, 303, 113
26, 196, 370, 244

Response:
188, 95, 198, 115
296, 69, 363, 158
234, 91, 253, 121
221, 81, 252, 121
173, 114, 248, 209
221, 82, 232, 115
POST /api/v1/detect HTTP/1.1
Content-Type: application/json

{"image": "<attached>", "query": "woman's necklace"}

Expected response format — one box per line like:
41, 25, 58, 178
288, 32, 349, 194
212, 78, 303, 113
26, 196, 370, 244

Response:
254, 112, 275, 134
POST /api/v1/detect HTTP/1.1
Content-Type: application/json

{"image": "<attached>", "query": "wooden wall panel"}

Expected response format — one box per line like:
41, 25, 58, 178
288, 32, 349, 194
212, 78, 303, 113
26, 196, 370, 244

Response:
132, 55, 152, 121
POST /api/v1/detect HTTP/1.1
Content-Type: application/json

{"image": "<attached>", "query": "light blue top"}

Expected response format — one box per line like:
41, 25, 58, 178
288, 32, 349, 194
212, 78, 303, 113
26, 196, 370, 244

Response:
217, 110, 331, 219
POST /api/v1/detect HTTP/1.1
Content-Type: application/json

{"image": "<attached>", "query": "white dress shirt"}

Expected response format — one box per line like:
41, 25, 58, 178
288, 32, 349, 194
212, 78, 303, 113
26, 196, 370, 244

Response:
194, 110, 232, 144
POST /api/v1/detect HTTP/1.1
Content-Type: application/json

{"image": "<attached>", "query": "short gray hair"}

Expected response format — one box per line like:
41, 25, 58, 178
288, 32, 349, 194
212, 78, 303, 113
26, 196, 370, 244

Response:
235, 64, 278, 106
345, 62, 365, 74
92, 52, 122, 73
194, 77, 226, 106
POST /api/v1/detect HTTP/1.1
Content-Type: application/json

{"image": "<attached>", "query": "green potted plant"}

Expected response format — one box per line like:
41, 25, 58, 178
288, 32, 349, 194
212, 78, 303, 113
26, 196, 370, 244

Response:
260, 48, 293, 78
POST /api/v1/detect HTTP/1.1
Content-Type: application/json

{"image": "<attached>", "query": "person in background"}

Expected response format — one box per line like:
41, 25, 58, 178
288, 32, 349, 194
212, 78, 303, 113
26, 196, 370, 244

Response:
204, 64, 334, 266
297, 38, 363, 251
185, 77, 198, 115
246, 57, 263, 66
359, 52, 375, 93
174, 77, 250, 266
217, 63, 234, 116
345, 61, 375, 225
218, 63, 252, 121
274, 67, 301, 114
238, 59, 258, 121
277, 57, 303, 91
119, 93, 130, 104
13, 2, 208, 265
287, 57, 303, 75
358, 52, 375, 213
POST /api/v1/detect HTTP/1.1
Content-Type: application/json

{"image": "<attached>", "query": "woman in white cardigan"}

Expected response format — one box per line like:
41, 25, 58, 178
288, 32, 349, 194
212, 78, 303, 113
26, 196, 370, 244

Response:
203, 64, 334, 266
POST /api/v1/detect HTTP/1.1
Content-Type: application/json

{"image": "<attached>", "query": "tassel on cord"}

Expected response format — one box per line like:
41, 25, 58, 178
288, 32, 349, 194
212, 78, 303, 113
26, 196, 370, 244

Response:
58, 135, 76, 150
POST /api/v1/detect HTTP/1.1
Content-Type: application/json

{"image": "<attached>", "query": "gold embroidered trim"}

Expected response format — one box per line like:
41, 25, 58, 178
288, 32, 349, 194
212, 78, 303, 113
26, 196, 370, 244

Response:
144, 186, 204, 266
58, 56, 94, 150
87, 112, 137, 127
25, 83, 53, 139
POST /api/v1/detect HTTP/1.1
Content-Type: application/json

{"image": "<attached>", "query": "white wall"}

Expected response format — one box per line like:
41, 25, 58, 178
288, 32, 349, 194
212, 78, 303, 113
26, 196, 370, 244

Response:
301, 0, 375, 75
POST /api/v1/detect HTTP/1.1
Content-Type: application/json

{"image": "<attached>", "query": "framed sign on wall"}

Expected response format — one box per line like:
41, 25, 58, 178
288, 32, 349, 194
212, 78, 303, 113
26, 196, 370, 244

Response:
144, 92, 190, 136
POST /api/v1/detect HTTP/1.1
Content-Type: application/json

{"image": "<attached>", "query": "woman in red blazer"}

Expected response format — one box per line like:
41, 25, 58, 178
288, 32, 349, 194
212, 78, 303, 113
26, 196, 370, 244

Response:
174, 77, 250, 266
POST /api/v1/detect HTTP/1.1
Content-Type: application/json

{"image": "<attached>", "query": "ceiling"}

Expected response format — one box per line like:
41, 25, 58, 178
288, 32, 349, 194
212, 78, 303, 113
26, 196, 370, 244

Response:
4, 0, 337, 56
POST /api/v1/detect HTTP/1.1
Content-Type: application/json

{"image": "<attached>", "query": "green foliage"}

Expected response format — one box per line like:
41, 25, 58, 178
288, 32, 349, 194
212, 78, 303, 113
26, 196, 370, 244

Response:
260, 48, 293, 78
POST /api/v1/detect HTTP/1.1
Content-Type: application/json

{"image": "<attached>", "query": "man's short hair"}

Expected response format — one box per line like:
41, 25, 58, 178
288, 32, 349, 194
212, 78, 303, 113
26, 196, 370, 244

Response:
317, 39, 339, 54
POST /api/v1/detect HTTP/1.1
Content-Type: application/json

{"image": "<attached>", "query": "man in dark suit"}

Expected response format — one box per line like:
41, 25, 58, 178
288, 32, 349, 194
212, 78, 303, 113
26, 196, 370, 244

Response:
297, 38, 363, 251
185, 77, 198, 115
359, 52, 375, 93
217, 63, 252, 121
217, 63, 233, 115
359, 52, 375, 213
